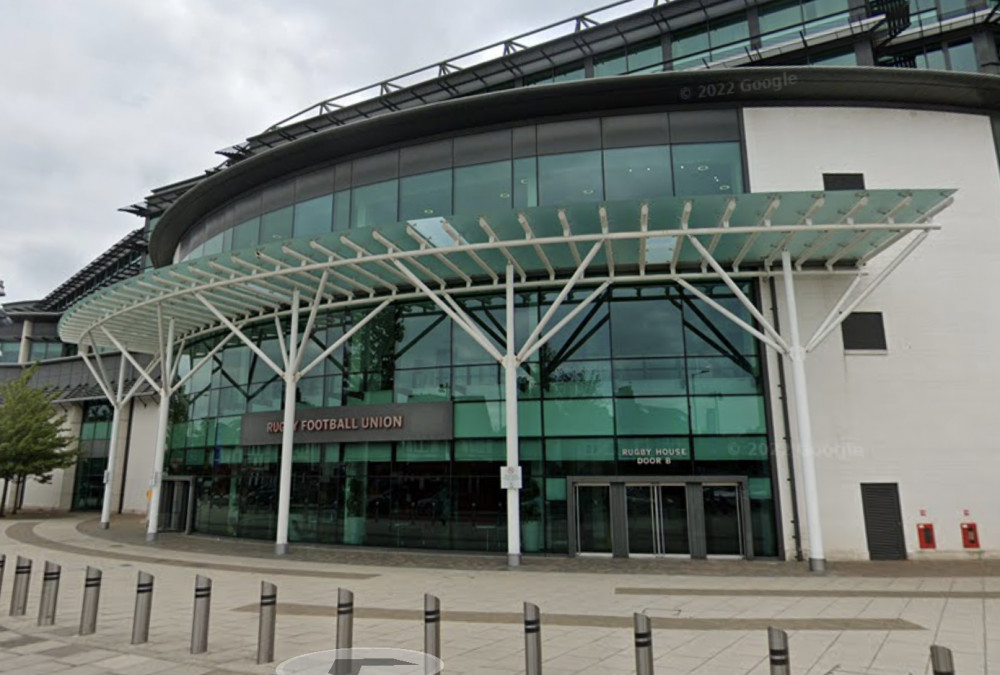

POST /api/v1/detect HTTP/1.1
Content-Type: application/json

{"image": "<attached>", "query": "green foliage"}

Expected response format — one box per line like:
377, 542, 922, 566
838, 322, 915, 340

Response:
0, 367, 78, 513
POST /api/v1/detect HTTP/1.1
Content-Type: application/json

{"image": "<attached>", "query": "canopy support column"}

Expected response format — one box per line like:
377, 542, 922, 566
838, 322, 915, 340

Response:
504, 264, 521, 568
99, 358, 128, 530
146, 317, 175, 543
781, 251, 825, 572
275, 290, 301, 555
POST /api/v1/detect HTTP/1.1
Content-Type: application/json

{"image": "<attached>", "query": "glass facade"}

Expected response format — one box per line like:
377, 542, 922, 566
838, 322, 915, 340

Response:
176, 111, 744, 261
165, 283, 778, 557
72, 402, 113, 511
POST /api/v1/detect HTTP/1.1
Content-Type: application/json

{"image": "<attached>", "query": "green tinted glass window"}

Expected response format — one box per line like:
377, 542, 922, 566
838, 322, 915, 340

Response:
543, 360, 612, 398
454, 161, 512, 215
594, 48, 627, 77
260, 206, 293, 244
454, 400, 541, 437
399, 170, 452, 221
352, 180, 398, 228
513, 158, 538, 208
690, 396, 766, 434
604, 146, 672, 200
673, 142, 743, 195
0, 341, 18, 363
231, 218, 260, 251
294, 194, 334, 237
545, 437, 615, 461
202, 233, 223, 257
538, 151, 603, 205
543, 399, 614, 436
610, 294, 684, 357
615, 397, 689, 435
333, 190, 351, 231
694, 436, 769, 461
688, 357, 761, 395
628, 40, 663, 73
613, 359, 687, 396
948, 41, 978, 72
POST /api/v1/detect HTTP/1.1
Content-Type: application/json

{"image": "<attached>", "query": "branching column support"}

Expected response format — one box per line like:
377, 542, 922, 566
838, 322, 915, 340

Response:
683, 230, 930, 572
79, 347, 157, 530
275, 290, 300, 556
394, 241, 606, 567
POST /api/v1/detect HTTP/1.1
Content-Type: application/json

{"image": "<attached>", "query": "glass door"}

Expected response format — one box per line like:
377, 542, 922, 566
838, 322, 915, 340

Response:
703, 484, 743, 556
625, 484, 690, 556
576, 484, 613, 554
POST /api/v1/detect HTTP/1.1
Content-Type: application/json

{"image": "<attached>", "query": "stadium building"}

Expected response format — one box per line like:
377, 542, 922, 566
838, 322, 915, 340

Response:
4, 0, 1000, 569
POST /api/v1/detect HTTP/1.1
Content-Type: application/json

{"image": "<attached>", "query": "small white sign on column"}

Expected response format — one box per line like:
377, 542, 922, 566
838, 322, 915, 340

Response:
500, 465, 522, 490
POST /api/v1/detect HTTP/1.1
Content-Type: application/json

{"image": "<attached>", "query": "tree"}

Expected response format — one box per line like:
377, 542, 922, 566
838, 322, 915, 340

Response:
0, 367, 77, 516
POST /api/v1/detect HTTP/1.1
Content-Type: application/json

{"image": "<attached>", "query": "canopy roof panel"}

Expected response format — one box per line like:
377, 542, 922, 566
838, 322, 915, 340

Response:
60, 189, 953, 354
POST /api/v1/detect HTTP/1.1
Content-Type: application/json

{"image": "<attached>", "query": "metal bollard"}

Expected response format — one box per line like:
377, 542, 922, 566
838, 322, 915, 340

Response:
0, 553, 5, 598
190, 575, 211, 654
767, 627, 790, 675
257, 581, 277, 665
634, 612, 654, 675
524, 602, 542, 675
130, 571, 154, 644
37, 561, 61, 626
424, 593, 441, 661
336, 588, 354, 650
79, 567, 102, 635
930, 645, 955, 675
9, 556, 31, 616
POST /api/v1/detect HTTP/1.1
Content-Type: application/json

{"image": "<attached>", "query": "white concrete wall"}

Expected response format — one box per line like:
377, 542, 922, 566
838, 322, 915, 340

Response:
744, 106, 1000, 559
120, 398, 159, 515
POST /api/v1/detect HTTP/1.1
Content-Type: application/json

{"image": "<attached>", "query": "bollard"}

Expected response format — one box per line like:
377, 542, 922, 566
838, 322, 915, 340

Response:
37, 561, 61, 626
424, 593, 441, 662
0, 553, 5, 598
634, 612, 654, 675
256, 581, 277, 665
130, 571, 154, 644
930, 645, 955, 675
336, 588, 354, 650
767, 627, 790, 675
524, 602, 542, 675
79, 567, 102, 635
190, 575, 211, 654
9, 556, 31, 616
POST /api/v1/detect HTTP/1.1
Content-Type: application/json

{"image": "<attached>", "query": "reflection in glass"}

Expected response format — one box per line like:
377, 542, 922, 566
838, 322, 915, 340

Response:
538, 151, 603, 206
604, 146, 672, 200
454, 161, 512, 214
576, 484, 613, 553
400, 170, 452, 221
352, 180, 398, 228
672, 143, 743, 195
703, 484, 743, 555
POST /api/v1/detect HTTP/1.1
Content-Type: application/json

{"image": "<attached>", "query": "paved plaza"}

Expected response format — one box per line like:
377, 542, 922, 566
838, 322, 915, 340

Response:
0, 513, 996, 674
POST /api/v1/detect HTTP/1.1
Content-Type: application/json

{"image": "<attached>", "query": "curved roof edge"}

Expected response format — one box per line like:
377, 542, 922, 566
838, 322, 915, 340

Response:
149, 67, 1000, 266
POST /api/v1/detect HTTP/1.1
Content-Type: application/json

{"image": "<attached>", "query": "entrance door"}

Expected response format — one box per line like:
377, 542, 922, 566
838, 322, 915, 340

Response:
625, 485, 690, 555
703, 484, 744, 556
575, 484, 613, 554
860, 483, 906, 560
158, 478, 194, 533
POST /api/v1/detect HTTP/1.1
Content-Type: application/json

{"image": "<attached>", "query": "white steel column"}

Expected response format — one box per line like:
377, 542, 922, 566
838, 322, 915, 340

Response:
99, 358, 127, 529
146, 318, 175, 542
781, 251, 825, 572
504, 264, 521, 567
275, 290, 300, 555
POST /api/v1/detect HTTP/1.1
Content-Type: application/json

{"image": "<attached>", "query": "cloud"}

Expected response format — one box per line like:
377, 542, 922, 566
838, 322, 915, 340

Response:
0, 0, 594, 302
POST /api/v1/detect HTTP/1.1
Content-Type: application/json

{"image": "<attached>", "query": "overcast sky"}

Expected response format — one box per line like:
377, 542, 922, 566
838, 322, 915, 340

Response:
0, 0, 623, 303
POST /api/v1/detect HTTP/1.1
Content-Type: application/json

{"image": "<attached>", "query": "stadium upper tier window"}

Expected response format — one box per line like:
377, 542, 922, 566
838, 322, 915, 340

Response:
177, 111, 744, 261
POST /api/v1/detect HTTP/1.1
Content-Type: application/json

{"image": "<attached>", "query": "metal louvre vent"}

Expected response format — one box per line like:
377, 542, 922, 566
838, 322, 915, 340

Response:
860, 483, 907, 560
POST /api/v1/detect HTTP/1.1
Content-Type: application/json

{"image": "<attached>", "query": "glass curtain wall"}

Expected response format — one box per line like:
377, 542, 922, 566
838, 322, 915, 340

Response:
72, 402, 114, 510
166, 282, 777, 556
177, 111, 744, 261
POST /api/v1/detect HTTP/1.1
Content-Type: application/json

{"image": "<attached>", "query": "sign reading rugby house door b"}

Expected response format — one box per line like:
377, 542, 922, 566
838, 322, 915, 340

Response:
240, 402, 454, 445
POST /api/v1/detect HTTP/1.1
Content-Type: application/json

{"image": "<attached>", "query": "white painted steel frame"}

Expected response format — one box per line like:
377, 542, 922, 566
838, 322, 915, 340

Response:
65, 196, 944, 564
